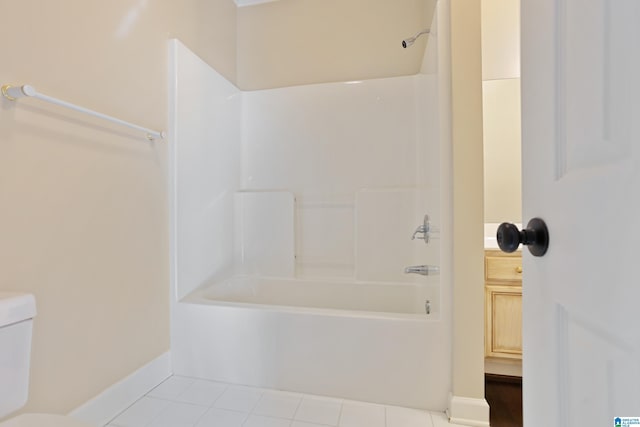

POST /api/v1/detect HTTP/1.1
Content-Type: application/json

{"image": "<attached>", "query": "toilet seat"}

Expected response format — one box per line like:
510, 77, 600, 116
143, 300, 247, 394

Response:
0, 414, 95, 427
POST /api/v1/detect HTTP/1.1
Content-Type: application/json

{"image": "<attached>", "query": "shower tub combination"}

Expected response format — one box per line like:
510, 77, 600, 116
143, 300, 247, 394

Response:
169, 38, 450, 411
172, 275, 450, 410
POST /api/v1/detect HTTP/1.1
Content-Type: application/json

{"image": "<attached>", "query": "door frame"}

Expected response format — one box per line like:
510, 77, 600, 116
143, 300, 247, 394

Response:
445, 0, 490, 425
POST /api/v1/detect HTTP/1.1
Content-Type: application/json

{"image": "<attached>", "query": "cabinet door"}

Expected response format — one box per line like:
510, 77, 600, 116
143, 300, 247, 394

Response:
485, 285, 522, 359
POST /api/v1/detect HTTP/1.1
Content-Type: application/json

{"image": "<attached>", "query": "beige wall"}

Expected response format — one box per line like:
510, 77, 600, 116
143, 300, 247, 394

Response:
0, 0, 486, 417
480, 0, 520, 80
236, 0, 436, 90
481, 0, 521, 224
483, 79, 522, 223
449, 0, 486, 402
0, 0, 235, 416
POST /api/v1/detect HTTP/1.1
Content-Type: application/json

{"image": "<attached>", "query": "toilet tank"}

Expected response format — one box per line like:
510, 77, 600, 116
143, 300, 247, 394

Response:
0, 292, 37, 419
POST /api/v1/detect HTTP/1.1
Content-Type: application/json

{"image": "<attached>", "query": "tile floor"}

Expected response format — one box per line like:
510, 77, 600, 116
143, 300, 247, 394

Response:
104, 375, 466, 427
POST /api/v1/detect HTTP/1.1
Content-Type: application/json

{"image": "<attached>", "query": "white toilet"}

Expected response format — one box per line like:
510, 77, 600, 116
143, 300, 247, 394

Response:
0, 292, 94, 427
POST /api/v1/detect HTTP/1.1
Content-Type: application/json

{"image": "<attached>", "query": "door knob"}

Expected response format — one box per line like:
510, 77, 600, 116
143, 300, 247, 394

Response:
497, 218, 549, 257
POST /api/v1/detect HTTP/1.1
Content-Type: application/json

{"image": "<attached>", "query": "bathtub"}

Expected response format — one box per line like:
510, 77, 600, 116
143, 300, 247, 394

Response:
171, 276, 450, 410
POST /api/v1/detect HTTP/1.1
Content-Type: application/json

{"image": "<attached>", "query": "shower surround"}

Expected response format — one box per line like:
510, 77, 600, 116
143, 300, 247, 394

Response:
169, 39, 450, 410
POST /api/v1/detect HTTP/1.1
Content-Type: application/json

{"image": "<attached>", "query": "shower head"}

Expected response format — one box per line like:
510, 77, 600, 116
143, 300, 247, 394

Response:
402, 29, 430, 48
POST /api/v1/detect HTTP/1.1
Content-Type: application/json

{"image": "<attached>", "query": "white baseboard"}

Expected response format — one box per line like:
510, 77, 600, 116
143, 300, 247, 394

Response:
446, 393, 490, 427
69, 352, 171, 426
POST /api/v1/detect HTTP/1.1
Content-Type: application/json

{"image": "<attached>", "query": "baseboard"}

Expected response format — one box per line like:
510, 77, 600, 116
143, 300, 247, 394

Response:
446, 393, 490, 427
484, 357, 522, 377
68, 352, 172, 426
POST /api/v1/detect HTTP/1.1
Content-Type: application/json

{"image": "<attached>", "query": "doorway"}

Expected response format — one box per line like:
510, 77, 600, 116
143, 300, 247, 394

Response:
480, 0, 523, 426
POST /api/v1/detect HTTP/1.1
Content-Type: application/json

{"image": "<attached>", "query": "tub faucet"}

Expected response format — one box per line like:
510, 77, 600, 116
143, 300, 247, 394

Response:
412, 214, 439, 244
404, 265, 440, 276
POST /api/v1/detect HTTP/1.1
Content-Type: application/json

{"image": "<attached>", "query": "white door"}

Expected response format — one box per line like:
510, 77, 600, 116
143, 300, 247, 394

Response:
521, 0, 640, 426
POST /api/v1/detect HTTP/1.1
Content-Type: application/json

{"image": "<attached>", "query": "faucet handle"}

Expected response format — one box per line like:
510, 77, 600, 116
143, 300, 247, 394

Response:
411, 215, 439, 243
411, 225, 427, 240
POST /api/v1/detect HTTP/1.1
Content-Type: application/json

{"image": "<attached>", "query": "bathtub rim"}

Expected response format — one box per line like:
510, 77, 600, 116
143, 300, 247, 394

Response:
182, 274, 438, 322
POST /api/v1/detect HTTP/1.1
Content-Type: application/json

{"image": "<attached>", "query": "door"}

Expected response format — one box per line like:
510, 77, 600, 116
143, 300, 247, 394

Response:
521, 1, 640, 426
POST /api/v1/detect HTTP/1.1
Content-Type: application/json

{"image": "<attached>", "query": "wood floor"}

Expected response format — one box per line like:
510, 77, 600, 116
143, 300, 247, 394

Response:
485, 374, 523, 427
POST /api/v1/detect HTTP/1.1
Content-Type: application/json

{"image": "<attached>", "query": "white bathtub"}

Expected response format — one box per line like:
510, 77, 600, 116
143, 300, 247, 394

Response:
171, 276, 450, 410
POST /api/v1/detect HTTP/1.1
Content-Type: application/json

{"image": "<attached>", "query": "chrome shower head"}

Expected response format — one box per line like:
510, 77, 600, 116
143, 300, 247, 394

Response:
402, 38, 416, 48
402, 29, 430, 48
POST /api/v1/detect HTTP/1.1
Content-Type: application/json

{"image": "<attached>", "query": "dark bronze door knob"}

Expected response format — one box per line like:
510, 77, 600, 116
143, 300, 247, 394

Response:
497, 218, 549, 257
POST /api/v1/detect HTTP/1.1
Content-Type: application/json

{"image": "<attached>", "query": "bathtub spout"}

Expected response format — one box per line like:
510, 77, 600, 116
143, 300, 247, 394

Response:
404, 265, 439, 276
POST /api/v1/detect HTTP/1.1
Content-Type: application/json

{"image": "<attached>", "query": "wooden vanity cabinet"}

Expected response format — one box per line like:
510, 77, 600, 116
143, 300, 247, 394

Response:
485, 250, 523, 360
